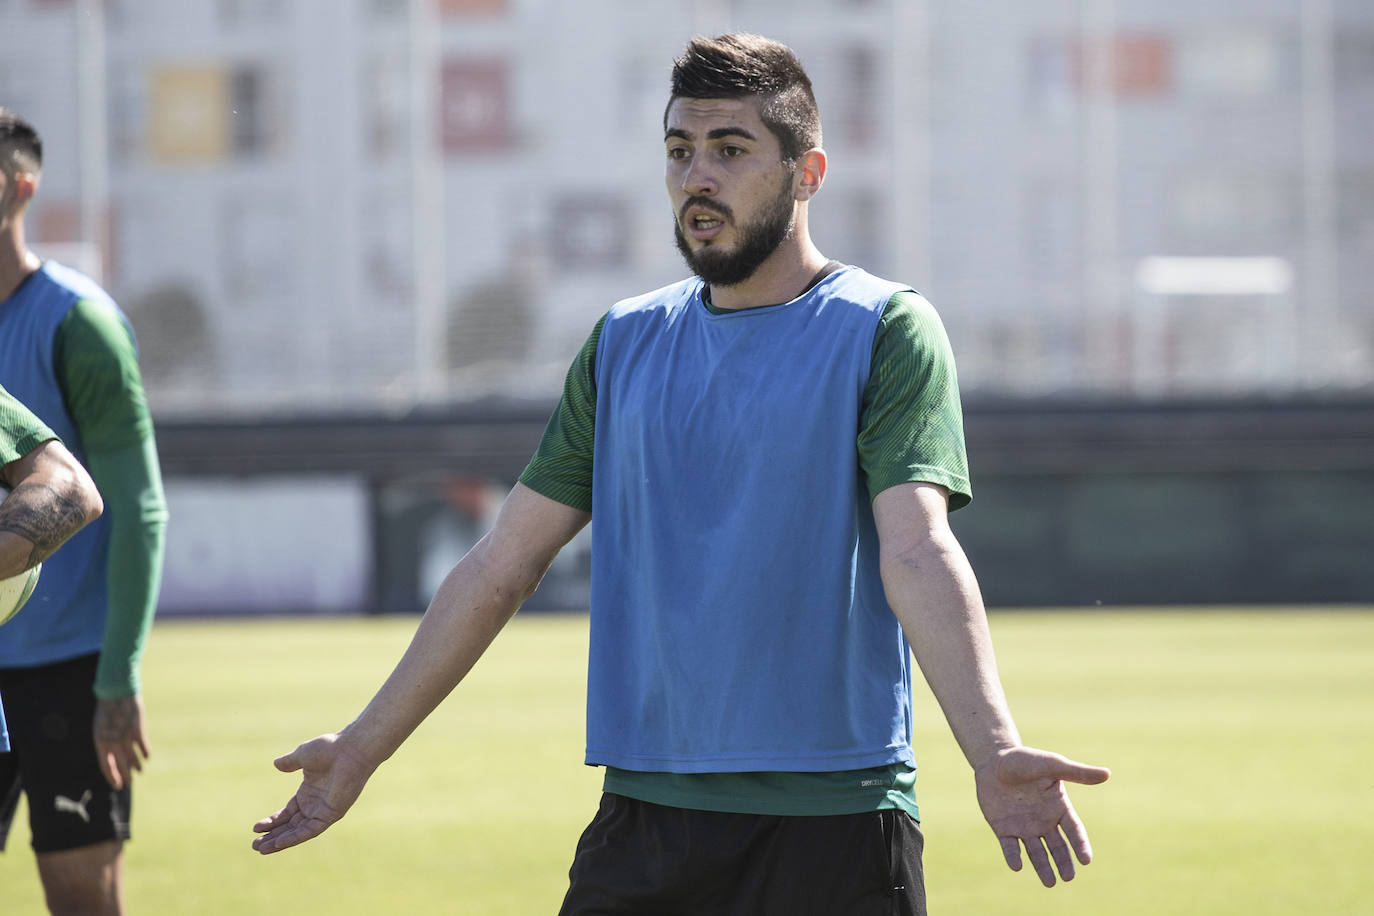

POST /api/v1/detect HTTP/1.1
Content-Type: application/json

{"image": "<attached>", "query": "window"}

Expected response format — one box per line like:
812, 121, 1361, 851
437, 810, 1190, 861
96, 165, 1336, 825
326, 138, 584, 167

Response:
1336, 172, 1374, 238
1169, 172, 1298, 246
368, 0, 406, 19
1026, 36, 1079, 118
107, 62, 145, 165
838, 45, 879, 150
439, 0, 506, 16
362, 195, 413, 302
221, 192, 298, 299
440, 58, 511, 153
217, 0, 283, 24
548, 195, 631, 270
1176, 29, 1295, 99
363, 50, 409, 158
1026, 32, 1172, 118
149, 66, 231, 163
231, 68, 270, 156
1334, 31, 1374, 92
147, 63, 281, 163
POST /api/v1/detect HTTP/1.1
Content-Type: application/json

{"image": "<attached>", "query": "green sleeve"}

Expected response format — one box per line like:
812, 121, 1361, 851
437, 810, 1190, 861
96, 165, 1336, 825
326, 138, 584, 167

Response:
0, 383, 57, 467
54, 298, 155, 451
54, 300, 169, 698
858, 291, 972, 510
86, 438, 168, 697
516, 314, 605, 513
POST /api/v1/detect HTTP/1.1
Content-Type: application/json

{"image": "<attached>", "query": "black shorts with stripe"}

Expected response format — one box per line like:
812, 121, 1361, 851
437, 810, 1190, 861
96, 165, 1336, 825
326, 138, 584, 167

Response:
0, 653, 132, 853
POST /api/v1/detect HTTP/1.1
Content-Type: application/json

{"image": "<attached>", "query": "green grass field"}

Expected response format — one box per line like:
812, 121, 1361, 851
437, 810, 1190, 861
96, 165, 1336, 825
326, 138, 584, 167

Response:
3, 608, 1372, 914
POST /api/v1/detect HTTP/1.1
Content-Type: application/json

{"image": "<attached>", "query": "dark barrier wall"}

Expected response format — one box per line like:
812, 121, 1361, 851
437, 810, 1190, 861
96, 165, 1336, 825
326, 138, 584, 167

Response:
157, 398, 1374, 610
951, 399, 1374, 606
954, 469, 1374, 606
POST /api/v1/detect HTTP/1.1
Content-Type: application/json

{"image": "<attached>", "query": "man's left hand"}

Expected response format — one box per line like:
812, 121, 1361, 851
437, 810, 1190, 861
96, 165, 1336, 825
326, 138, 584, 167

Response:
974, 745, 1110, 887
94, 694, 151, 790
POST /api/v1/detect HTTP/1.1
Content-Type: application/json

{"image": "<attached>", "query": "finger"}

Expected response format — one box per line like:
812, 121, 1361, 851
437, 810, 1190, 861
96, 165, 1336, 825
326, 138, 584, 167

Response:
1061, 807, 1094, 865
253, 797, 299, 833
252, 813, 329, 854
1045, 829, 1077, 883
98, 748, 123, 791
252, 822, 302, 854
274, 750, 303, 773
114, 743, 135, 787
135, 731, 152, 761
999, 835, 1022, 872
1056, 757, 1111, 786
1022, 836, 1057, 888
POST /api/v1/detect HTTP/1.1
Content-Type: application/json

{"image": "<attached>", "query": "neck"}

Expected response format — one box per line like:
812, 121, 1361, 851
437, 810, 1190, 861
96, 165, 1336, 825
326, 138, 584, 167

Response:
0, 227, 39, 301
707, 232, 829, 311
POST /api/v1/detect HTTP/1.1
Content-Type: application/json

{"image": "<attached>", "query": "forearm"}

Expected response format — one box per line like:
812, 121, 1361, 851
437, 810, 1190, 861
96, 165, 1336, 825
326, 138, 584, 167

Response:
339, 521, 564, 768
250, 484, 589, 859
88, 437, 168, 698
94, 498, 166, 697
0, 440, 104, 579
883, 530, 1021, 770
0, 532, 35, 579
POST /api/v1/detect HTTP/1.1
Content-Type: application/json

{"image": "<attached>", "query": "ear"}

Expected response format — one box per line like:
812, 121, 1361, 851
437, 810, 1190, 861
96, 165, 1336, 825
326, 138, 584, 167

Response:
11, 171, 39, 205
793, 148, 826, 201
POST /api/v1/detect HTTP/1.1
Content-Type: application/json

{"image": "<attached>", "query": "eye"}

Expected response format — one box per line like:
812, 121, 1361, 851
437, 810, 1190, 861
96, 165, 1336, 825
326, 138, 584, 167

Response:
666, 146, 691, 161
721, 145, 745, 158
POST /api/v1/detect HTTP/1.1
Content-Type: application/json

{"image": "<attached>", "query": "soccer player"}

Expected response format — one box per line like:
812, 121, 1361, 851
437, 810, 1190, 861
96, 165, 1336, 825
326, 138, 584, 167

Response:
0, 108, 169, 916
254, 35, 1109, 914
1, 383, 105, 750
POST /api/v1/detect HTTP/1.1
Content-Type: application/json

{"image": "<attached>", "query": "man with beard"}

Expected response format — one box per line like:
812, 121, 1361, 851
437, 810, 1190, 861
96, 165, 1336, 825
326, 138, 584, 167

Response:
254, 34, 1109, 915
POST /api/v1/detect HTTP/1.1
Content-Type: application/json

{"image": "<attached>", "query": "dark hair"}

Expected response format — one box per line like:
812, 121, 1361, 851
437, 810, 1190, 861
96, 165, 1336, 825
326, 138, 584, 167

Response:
0, 108, 43, 174
666, 33, 821, 163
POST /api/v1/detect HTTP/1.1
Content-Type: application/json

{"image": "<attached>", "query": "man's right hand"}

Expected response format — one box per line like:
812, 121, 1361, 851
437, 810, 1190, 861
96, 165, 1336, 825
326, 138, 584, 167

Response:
251, 732, 377, 854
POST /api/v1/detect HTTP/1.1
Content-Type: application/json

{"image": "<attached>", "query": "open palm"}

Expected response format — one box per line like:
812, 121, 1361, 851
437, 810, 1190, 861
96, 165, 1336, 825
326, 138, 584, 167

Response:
974, 745, 1110, 887
252, 733, 375, 854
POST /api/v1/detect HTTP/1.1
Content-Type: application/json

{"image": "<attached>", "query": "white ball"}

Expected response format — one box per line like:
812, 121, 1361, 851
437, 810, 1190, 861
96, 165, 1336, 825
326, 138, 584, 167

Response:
0, 562, 40, 626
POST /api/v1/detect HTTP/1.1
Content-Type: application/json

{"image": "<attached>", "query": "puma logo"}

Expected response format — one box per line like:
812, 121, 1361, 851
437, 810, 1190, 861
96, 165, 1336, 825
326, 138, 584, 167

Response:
54, 790, 92, 823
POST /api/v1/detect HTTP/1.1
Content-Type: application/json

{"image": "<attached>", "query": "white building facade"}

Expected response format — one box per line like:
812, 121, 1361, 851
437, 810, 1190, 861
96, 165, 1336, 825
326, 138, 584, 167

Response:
2, 0, 1371, 414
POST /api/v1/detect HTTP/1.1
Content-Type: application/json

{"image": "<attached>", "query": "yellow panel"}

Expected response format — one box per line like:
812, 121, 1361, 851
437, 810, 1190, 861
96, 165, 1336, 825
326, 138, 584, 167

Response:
149, 66, 230, 163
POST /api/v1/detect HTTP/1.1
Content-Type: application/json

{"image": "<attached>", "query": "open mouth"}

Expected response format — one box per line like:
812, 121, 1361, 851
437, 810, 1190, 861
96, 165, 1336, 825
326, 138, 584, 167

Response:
684, 208, 728, 239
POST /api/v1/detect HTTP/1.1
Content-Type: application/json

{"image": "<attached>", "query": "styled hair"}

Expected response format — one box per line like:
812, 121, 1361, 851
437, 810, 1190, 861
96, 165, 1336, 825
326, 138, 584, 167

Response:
666, 33, 821, 162
0, 108, 43, 175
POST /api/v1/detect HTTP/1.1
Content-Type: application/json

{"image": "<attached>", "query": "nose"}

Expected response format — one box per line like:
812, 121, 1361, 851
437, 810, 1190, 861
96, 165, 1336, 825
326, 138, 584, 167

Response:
679, 155, 717, 197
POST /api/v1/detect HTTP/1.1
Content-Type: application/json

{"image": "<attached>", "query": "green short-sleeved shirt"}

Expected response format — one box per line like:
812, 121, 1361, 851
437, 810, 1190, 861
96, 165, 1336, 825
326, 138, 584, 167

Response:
520, 288, 970, 818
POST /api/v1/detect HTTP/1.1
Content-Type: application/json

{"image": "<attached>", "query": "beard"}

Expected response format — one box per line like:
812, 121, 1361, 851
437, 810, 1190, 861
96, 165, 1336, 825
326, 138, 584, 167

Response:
673, 172, 796, 287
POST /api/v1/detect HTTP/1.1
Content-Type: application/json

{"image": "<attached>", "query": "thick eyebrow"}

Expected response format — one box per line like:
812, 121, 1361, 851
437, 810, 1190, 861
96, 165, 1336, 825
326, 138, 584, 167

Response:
664, 126, 759, 143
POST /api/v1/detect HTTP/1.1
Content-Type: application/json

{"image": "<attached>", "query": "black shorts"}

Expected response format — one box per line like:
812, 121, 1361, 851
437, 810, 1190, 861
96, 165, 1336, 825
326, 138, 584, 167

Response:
0, 653, 132, 853
558, 793, 926, 916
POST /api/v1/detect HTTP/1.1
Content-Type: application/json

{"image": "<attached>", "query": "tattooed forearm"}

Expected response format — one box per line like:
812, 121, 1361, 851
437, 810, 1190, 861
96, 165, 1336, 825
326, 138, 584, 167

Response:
0, 480, 90, 567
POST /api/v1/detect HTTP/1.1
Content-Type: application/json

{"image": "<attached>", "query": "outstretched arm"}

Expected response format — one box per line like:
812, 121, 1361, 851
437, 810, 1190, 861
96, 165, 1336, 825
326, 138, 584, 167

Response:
0, 438, 104, 579
873, 482, 1110, 887
252, 482, 591, 854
